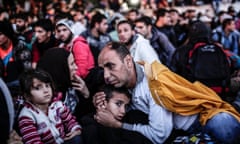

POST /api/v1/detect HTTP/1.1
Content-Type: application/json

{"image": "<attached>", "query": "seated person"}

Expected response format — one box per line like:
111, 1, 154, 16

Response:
81, 85, 152, 144
18, 69, 82, 144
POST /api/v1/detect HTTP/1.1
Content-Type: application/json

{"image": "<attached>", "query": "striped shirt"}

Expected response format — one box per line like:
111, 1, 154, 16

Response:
18, 101, 81, 144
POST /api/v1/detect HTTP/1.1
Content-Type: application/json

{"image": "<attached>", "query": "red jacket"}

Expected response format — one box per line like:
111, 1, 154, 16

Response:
62, 36, 95, 78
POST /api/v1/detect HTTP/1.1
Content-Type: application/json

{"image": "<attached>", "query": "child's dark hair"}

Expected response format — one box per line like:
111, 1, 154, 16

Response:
103, 85, 131, 101
19, 69, 55, 97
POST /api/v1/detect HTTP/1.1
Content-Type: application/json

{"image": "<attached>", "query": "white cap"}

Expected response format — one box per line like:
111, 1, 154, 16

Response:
56, 19, 75, 34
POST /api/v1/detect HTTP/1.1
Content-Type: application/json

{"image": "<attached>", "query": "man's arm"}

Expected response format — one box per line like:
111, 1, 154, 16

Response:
95, 98, 173, 144
122, 99, 173, 144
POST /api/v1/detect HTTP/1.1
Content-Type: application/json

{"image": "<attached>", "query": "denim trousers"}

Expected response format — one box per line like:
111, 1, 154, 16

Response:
187, 112, 240, 144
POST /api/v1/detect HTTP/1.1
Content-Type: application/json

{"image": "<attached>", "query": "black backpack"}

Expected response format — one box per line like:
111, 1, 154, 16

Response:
187, 42, 231, 96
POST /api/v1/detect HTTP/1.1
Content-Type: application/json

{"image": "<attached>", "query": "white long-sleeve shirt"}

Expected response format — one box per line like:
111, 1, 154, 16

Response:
122, 64, 172, 144
122, 63, 198, 144
130, 34, 160, 64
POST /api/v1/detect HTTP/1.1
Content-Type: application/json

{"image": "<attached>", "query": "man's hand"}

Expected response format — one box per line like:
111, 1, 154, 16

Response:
93, 91, 107, 109
94, 109, 122, 128
64, 129, 81, 141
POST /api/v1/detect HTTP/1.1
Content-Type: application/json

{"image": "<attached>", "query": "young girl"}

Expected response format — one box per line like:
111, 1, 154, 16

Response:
81, 85, 152, 144
18, 69, 82, 144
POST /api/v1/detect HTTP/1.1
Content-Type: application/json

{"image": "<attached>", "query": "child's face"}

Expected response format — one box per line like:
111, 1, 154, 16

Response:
106, 91, 130, 121
29, 78, 53, 105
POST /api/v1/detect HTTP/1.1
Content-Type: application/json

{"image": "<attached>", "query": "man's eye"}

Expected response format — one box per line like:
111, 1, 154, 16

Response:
105, 63, 114, 70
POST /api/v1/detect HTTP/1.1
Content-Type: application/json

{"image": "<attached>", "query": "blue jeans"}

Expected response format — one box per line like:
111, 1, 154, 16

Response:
64, 135, 83, 144
188, 112, 240, 144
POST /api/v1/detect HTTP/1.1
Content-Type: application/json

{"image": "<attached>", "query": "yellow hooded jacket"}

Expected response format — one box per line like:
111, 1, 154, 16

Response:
143, 61, 240, 125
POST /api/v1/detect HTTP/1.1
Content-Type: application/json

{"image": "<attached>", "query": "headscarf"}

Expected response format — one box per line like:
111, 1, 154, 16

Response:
37, 48, 71, 93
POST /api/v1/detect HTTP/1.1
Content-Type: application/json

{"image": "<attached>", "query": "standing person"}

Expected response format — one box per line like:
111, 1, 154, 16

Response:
55, 19, 94, 78
117, 20, 159, 64
81, 12, 112, 65
32, 19, 59, 68
18, 69, 83, 144
81, 85, 153, 144
37, 48, 91, 120
94, 42, 240, 144
135, 16, 175, 67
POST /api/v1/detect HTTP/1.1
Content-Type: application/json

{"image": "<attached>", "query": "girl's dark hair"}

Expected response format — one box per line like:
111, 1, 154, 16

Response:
19, 69, 55, 97
103, 85, 131, 101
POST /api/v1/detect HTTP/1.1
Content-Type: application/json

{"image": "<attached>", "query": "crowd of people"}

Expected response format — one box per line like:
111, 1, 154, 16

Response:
0, 0, 240, 144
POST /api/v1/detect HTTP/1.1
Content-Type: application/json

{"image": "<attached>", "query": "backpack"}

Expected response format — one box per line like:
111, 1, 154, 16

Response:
187, 42, 231, 96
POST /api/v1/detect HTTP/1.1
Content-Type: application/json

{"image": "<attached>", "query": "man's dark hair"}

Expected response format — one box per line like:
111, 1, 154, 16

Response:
73, 7, 84, 15
105, 42, 130, 61
90, 12, 107, 29
169, 8, 179, 14
128, 9, 139, 15
15, 12, 28, 21
222, 18, 234, 29
117, 20, 135, 30
135, 16, 153, 26
155, 8, 168, 19
34, 19, 54, 32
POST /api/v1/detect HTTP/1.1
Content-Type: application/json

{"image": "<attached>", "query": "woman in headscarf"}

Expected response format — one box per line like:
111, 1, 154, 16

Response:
37, 48, 93, 121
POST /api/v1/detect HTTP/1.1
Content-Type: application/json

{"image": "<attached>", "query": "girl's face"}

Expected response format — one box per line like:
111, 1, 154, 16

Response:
106, 91, 130, 121
68, 53, 78, 80
29, 78, 53, 105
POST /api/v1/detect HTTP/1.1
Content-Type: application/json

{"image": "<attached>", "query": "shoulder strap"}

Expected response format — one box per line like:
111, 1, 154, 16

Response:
188, 42, 206, 58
